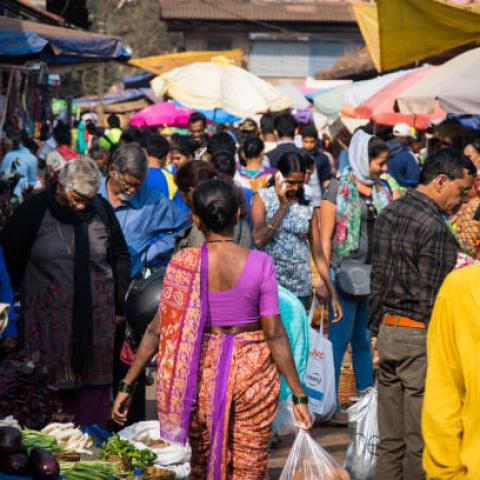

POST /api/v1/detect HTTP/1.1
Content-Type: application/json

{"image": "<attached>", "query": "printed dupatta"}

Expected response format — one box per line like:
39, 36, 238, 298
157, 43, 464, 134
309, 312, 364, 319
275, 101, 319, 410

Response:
156, 244, 207, 445
335, 168, 401, 261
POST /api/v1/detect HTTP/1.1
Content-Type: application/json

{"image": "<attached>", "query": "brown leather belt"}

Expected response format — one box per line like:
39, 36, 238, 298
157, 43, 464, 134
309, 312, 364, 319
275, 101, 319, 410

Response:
382, 314, 426, 330
205, 321, 262, 335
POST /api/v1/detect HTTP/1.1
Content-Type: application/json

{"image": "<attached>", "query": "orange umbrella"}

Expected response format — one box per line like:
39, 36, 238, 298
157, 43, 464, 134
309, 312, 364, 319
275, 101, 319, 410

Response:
342, 66, 446, 129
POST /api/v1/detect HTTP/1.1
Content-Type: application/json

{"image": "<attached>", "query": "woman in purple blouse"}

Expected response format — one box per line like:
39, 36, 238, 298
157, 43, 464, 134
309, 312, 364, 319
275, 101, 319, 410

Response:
112, 179, 312, 479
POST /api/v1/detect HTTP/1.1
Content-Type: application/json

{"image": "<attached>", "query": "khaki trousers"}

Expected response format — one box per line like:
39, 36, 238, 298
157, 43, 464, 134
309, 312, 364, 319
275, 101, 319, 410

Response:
374, 323, 427, 480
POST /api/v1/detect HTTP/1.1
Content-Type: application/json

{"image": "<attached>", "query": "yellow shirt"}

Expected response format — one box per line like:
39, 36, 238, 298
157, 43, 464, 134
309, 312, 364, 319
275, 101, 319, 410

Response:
422, 263, 480, 480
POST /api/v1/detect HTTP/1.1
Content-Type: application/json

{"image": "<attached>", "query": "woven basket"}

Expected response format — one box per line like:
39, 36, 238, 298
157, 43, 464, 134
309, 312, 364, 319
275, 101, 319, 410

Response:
145, 466, 176, 480
338, 365, 356, 406
310, 303, 329, 332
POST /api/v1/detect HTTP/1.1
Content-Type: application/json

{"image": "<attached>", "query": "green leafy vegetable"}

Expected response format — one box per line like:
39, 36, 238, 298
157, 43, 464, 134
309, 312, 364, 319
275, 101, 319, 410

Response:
63, 460, 122, 480
22, 429, 64, 454
99, 435, 156, 470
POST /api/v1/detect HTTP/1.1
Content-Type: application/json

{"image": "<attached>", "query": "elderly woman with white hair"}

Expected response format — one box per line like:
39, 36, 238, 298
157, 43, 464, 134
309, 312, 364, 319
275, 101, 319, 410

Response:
0, 156, 131, 426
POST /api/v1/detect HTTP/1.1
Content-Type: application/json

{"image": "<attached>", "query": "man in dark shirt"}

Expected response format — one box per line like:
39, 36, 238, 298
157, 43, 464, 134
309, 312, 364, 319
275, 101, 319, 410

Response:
265, 112, 304, 168
370, 148, 476, 480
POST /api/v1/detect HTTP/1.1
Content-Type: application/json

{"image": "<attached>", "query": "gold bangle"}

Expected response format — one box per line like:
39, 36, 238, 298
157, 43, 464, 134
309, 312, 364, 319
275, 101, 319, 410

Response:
266, 223, 276, 232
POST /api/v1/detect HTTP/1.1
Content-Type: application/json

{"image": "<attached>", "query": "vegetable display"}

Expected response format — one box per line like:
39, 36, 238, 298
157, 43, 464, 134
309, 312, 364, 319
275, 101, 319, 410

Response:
99, 434, 157, 469
0, 425, 60, 479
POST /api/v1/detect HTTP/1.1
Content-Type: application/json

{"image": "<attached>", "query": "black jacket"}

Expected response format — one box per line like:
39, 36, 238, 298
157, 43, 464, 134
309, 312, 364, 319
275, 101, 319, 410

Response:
0, 191, 131, 315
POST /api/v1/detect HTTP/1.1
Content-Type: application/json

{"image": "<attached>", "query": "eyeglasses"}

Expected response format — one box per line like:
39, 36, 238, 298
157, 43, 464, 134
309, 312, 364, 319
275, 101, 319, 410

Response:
114, 169, 142, 190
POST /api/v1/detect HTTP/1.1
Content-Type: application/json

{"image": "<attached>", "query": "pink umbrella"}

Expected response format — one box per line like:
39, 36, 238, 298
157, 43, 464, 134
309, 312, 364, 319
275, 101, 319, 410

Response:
343, 66, 446, 129
129, 101, 193, 128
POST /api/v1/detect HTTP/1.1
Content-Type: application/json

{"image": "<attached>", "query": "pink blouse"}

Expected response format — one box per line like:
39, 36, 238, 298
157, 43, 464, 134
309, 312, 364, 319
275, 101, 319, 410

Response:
207, 250, 280, 328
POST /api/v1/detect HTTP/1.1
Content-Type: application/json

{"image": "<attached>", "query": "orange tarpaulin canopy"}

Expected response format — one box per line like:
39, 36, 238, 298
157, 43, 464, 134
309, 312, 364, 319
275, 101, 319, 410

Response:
129, 49, 243, 75
351, 0, 480, 72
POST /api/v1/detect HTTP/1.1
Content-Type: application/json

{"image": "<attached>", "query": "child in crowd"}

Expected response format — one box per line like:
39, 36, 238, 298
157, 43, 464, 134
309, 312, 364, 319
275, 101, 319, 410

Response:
301, 125, 332, 205
168, 135, 196, 173
236, 137, 276, 192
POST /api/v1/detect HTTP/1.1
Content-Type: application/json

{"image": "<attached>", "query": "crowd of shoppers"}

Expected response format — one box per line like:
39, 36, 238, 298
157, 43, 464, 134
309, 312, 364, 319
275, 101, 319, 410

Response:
1, 108, 480, 479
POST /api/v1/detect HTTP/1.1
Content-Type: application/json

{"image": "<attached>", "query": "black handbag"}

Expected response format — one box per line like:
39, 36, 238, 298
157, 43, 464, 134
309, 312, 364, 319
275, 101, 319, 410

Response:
336, 261, 372, 300
336, 199, 376, 301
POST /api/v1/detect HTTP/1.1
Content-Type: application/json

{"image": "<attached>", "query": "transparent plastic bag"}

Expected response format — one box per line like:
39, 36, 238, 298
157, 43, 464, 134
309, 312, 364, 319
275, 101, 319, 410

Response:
344, 387, 379, 480
273, 398, 298, 436
273, 398, 318, 437
279, 429, 351, 480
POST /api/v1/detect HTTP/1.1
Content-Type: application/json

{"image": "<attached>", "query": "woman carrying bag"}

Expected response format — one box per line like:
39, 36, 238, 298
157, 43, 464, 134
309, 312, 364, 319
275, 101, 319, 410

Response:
319, 129, 400, 420
112, 179, 312, 479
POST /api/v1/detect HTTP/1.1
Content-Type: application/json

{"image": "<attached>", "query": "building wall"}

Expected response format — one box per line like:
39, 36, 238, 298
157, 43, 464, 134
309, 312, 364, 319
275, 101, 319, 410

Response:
182, 25, 363, 78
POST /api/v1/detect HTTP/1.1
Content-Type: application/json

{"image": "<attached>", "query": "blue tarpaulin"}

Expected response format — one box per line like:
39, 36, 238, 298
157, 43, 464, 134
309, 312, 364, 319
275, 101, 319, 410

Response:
74, 88, 153, 107
448, 114, 480, 131
173, 100, 240, 124
122, 72, 155, 88
0, 15, 130, 63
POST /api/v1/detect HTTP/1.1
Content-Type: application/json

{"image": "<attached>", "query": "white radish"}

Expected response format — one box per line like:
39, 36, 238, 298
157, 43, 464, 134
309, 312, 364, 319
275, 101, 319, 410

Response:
42, 422, 74, 434
76, 448, 93, 455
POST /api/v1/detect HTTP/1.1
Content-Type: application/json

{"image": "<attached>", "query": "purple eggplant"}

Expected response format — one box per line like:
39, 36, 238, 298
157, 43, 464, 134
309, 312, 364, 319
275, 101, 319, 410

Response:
28, 447, 59, 480
0, 426, 22, 454
0, 452, 29, 475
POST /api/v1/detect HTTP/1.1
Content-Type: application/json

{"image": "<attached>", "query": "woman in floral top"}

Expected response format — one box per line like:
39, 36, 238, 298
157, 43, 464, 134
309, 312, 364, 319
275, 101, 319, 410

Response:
251, 151, 342, 319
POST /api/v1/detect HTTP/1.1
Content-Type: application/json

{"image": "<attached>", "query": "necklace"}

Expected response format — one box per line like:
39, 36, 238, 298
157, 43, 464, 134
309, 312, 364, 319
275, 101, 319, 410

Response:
206, 239, 235, 243
56, 222, 74, 255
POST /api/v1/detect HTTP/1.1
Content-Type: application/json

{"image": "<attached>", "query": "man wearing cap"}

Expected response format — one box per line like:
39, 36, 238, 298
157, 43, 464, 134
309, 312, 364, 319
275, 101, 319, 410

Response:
387, 123, 421, 188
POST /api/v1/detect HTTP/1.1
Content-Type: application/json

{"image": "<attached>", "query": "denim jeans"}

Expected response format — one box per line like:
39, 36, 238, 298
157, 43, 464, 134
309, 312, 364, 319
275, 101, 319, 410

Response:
328, 272, 373, 404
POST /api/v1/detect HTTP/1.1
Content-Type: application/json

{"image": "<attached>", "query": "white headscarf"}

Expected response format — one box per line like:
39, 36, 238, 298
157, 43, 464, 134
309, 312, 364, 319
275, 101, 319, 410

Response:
348, 129, 374, 185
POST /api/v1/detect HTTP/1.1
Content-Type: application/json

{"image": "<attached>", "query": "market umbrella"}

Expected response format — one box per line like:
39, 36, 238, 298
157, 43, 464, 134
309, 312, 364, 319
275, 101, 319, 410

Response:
151, 59, 291, 118
344, 65, 446, 128
172, 100, 240, 124
129, 101, 193, 128
343, 68, 415, 109
313, 69, 413, 123
397, 46, 480, 114
314, 83, 359, 122
275, 84, 310, 110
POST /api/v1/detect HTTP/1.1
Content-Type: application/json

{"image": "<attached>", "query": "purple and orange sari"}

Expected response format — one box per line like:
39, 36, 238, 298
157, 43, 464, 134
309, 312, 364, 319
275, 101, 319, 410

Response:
156, 244, 279, 479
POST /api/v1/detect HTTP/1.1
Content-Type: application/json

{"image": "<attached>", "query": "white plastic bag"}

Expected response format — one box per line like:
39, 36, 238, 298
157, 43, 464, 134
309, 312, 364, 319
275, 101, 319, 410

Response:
279, 429, 350, 480
304, 298, 336, 420
118, 420, 191, 466
272, 397, 298, 436
344, 388, 379, 480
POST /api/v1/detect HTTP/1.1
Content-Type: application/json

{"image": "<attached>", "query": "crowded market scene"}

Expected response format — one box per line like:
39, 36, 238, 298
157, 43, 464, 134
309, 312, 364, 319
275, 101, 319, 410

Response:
1, 0, 480, 479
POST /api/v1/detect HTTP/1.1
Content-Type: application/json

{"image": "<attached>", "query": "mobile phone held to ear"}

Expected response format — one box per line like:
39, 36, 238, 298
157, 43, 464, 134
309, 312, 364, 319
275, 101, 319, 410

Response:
276, 171, 287, 192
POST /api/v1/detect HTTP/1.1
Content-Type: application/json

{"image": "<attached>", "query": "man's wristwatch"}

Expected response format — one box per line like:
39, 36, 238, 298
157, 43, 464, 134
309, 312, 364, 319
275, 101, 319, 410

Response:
292, 394, 309, 405
118, 380, 136, 394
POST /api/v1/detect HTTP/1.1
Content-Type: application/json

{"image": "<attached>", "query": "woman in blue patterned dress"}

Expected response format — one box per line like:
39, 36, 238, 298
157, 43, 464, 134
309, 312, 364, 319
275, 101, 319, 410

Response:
251, 151, 342, 320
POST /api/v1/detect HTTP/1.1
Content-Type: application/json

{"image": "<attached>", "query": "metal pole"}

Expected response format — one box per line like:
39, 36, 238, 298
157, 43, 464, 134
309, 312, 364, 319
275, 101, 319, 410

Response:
97, 63, 105, 117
